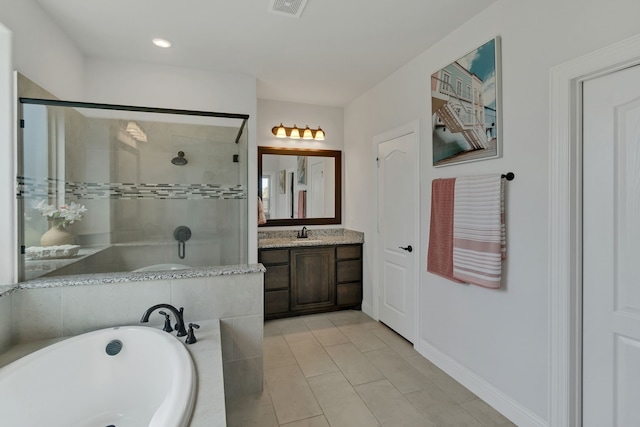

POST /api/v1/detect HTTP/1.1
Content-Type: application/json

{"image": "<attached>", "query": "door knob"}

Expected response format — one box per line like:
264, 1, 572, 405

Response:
399, 245, 413, 253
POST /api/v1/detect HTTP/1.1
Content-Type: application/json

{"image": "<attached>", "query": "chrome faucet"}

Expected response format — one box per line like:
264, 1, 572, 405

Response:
297, 226, 308, 238
140, 304, 187, 337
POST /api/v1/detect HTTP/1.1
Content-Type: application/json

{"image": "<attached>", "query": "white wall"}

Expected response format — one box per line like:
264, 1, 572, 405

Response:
344, 0, 640, 425
257, 99, 343, 151
0, 0, 84, 100
257, 99, 344, 229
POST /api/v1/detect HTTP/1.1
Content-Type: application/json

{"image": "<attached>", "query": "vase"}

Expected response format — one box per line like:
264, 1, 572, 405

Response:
40, 226, 75, 247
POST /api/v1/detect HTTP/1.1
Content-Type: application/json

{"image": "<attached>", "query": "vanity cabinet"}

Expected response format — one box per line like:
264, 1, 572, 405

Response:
259, 243, 363, 320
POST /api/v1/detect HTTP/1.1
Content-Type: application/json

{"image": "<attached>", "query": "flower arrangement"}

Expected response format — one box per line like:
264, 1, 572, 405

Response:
35, 200, 87, 228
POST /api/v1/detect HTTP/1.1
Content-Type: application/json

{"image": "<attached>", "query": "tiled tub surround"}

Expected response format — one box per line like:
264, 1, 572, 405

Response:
0, 264, 265, 400
0, 319, 226, 427
258, 228, 364, 248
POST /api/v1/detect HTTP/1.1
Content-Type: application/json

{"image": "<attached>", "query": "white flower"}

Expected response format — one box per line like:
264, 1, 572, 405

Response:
59, 202, 88, 224
35, 200, 58, 218
34, 200, 87, 226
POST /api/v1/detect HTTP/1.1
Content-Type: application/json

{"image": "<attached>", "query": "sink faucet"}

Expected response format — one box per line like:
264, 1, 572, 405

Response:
140, 304, 188, 337
297, 226, 308, 238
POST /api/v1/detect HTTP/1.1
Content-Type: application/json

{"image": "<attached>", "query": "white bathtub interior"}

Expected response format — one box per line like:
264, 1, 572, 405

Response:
0, 326, 197, 427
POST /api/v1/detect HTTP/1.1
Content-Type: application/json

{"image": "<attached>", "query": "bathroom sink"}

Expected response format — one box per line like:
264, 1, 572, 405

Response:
292, 239, 324, 243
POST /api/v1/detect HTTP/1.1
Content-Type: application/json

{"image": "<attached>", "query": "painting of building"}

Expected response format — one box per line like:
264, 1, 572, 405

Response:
431, 38, 500, 166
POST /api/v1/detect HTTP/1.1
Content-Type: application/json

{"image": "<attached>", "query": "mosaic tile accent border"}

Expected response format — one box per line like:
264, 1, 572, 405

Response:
17, 177, 246, 200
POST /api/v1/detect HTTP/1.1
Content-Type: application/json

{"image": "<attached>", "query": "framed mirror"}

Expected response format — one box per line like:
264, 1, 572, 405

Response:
258, 146, 342, 226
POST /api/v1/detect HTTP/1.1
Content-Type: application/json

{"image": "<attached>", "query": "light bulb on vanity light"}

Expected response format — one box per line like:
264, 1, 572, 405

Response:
314, 127, 325, 141
302, 125, 314, 139
275, 123, 287, 138
289, 125, 301, 139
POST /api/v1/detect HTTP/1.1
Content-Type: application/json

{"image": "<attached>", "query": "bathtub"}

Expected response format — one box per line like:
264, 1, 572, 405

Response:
0, 326, 196, 427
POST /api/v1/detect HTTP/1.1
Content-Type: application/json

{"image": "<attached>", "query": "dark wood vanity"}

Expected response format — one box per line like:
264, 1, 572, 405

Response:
259, 243, 363, 320
258, 145, 361, 319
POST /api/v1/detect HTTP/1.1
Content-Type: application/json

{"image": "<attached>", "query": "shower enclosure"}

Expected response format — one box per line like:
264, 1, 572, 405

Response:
17, 97, 249, 281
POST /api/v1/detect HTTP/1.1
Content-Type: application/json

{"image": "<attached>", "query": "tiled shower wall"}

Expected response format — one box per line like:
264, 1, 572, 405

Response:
69, 117, 246, 257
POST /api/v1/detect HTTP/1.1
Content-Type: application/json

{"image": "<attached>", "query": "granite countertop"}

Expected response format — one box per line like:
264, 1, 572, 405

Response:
18, 263, 266, 290
258, 228, 364, 249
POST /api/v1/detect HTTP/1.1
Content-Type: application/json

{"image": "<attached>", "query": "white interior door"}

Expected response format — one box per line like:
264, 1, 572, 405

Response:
377, 130, 418, 342
583, 64, 640, 426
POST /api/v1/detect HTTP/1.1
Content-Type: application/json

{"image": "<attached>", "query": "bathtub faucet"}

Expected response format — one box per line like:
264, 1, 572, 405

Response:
140, 304, 188, 337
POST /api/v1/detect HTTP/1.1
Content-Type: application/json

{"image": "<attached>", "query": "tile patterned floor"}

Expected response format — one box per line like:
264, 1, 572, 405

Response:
225, 310, 517, 427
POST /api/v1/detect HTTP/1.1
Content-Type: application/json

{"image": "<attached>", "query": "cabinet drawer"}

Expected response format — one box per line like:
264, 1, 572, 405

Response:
264, 265, 289, 290
336, 245, 361, 260
265, 290, 289, 314
337, 259, 362, 283
337, 283, 362, 306
259, 249, 289, 265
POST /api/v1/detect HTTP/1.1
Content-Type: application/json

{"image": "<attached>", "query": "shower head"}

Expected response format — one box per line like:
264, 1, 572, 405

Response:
171, 151, 188, 166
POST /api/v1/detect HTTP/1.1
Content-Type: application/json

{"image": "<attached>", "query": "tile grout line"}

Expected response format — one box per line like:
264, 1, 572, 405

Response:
283, 319, 384, 427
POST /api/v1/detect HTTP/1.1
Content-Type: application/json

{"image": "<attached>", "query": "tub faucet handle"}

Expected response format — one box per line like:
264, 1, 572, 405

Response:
185, 323, 200, 345
158, 311, 173, 333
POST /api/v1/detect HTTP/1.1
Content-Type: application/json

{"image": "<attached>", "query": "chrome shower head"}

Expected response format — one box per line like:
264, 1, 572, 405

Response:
171, 151, 188, 166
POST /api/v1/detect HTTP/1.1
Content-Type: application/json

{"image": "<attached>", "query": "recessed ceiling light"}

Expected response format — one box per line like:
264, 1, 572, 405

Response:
152, 38, 172, 48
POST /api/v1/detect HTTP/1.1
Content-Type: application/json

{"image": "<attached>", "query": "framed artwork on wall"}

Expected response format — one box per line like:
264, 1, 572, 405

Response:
431, 37, 502, 167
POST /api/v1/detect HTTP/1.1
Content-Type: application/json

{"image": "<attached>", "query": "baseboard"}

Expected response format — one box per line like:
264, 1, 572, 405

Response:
415, 338, 548, 427
361, 301, 375, 319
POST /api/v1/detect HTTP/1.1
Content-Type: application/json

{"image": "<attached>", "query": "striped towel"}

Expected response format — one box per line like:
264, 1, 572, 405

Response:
452, 175, 505, 288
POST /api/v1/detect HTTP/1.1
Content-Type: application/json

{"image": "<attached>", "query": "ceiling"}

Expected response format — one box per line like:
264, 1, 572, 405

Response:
35, 0, 497, 107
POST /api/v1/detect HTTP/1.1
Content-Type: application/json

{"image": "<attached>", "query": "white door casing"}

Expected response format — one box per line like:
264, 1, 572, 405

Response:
375, 123, 419, 342
583, 65, 640, 427
549, 33, 640, 427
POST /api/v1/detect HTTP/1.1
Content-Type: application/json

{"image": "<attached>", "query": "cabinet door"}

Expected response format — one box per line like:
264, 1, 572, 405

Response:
290, 247, 335, 312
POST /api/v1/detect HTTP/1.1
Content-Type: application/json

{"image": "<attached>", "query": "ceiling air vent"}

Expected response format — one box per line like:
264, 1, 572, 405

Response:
268, 0, 309, 18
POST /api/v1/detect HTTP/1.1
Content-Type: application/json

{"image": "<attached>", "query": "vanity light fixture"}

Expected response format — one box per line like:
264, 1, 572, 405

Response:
152, 38, 172, 48
272, 123, 325, 141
